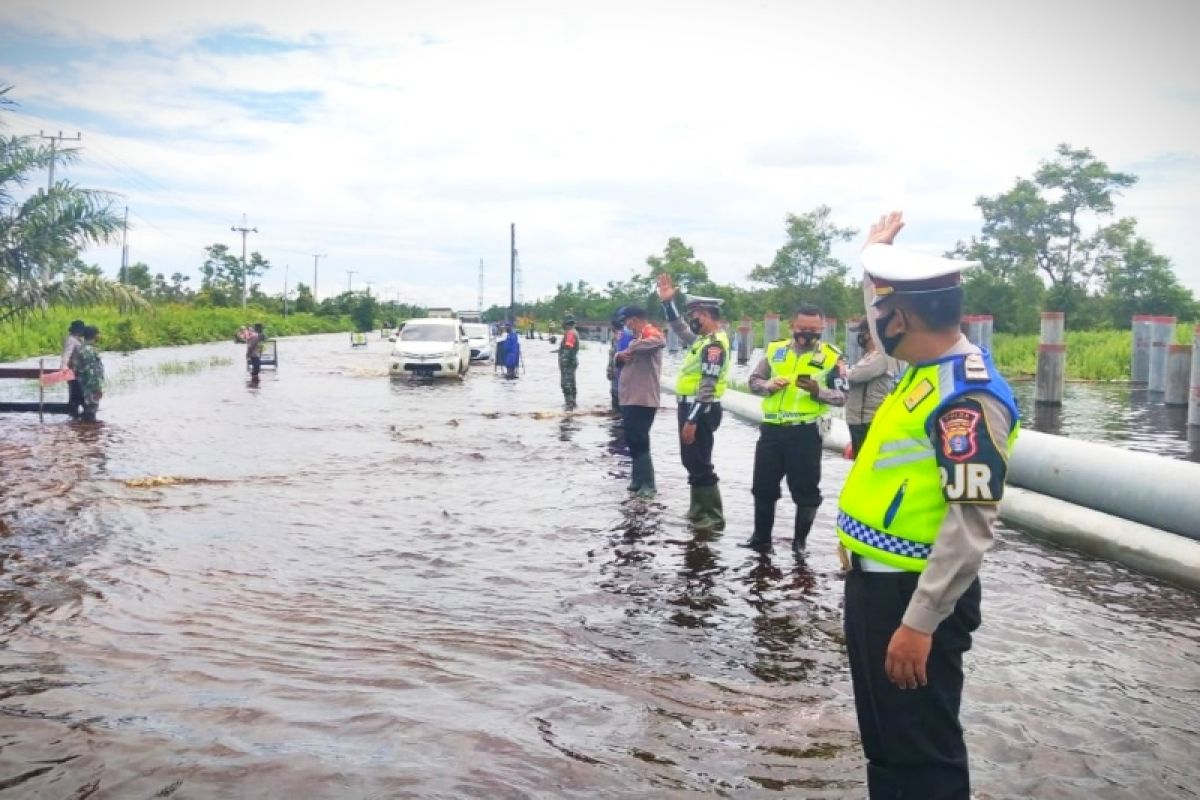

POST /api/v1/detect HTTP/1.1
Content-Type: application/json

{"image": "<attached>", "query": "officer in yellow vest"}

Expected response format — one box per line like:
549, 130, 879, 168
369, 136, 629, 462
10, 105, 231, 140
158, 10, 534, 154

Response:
740, 304, 847, 554
656, 274, 730, 530
839, 212, 1019, 799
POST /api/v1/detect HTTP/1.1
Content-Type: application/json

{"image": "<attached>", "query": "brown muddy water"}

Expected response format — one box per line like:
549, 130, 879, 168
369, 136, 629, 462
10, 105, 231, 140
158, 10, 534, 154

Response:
1, 333, 1198, 799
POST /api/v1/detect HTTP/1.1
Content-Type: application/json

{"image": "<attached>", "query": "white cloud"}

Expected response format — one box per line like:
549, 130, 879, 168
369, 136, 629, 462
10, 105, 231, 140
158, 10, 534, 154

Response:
2, 0, 1198, 315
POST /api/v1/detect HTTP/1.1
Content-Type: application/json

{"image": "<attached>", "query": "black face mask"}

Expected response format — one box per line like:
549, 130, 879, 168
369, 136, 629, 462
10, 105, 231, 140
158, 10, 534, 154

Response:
793, 331, 819, 347
688, 317, 703, 335
874, 309, 905, 356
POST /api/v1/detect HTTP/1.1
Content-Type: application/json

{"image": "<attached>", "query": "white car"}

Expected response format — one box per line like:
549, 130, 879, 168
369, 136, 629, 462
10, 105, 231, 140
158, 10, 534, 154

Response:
389, 318, 472, 378
463, 323, 493, 362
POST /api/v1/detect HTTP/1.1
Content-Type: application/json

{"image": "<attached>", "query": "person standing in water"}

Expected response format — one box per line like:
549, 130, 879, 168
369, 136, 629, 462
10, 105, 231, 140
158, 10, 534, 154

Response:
839, 211, 1019, 799
615, 306, 665, 498
502, 323, 521, 379
556, 314, 580, 408
61, 319, 85, 417
76, 326, 105, 422
656, 274, 731, 531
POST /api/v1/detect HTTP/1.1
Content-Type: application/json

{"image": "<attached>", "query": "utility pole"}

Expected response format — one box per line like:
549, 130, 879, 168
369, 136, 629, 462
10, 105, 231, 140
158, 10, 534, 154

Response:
231, 214, 258, 309
312, 251, 326, 302
119, 205, 129, 283
283, 263, 290, 317
346, 270, 358, 295
509, 223, 516, 323
39, 130, 81, 191
478, 258, 484, 313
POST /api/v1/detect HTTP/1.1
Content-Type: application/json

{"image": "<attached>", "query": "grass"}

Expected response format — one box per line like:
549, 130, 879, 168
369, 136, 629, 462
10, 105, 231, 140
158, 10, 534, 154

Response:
990, 323, 1195, 381
0, 305, 351, 362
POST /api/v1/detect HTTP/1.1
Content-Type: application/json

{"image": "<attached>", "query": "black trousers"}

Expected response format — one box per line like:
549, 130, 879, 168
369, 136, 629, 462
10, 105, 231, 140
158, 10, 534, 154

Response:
849, 422, 872, 457
844, 569, 982, 799
67, 379, 83, 416
620, 405, 657, 459
751, 422, 823, 506
249, 356, 262, 377
677, 402, 722, 487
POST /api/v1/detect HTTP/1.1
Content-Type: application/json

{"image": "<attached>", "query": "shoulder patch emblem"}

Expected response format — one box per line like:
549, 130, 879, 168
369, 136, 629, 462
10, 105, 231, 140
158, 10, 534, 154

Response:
938, 407, 981, 461
704, 344, 723, 363
963, 353, 990, 382
904, 378, 934, 411
772, 346, 789, 362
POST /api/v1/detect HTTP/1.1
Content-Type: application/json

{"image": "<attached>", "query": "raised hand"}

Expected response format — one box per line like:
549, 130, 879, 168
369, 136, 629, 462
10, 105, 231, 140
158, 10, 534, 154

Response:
656, 273, 676, 303
866, 211, 905, 247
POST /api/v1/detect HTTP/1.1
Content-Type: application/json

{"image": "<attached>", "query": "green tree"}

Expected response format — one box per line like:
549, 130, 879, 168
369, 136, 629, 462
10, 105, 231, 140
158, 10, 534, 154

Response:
199, 244, 270, 306
1095, 218, 1195, 325
645, 238, 712, 295
749, 206, 857, 290
122, 262, 154, 293
293, 281, 315, 313
0, 85, 143, 322
964, 144, 1137, 317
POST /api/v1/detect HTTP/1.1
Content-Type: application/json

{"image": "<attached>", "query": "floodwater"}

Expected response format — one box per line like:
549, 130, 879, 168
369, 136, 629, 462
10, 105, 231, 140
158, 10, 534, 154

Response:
1, 333, 1198, 799
1010, 382, 1200, 463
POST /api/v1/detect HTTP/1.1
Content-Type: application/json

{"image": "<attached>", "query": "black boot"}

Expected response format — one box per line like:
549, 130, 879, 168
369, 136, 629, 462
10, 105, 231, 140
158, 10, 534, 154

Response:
739, 497, 775, 553
793, 506, 818, 555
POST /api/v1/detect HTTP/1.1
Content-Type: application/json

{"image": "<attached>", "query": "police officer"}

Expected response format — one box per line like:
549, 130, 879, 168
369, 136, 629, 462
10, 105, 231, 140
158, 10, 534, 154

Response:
556, 314, 580, 408
656, 274, 730, 530
740, 304, 847, 554
838, 211, 1019, 799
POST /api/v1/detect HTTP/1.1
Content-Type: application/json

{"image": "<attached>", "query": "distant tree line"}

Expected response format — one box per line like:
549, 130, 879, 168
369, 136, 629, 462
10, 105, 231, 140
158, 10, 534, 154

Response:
494, 145, 1197, 335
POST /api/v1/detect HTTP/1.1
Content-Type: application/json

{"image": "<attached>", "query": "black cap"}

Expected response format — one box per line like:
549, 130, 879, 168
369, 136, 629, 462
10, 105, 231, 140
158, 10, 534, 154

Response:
69, 320, 85, 334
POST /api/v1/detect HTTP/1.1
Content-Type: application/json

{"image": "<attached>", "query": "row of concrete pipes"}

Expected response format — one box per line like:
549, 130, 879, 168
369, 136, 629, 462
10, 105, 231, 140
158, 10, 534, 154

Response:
1037, 313, 1200, 426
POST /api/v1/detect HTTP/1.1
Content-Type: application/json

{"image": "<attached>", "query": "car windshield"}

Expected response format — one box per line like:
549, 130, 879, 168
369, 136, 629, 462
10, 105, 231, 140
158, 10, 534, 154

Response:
399, 324, 456, 343
464, 324, 489, 339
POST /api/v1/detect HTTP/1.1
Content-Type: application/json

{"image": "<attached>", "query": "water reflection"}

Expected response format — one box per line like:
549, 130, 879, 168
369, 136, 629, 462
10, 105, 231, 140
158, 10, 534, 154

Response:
1012, 382, 1199, 462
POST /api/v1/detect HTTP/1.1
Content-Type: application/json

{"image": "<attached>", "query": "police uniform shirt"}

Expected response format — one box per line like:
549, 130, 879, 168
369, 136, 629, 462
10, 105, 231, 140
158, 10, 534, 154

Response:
665, 312, 727, 405
900, 335, 1013, 635
747, 340, 848, 406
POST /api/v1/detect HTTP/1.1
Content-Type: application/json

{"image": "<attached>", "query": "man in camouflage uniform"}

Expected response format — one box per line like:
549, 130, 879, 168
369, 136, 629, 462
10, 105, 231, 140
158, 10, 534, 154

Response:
76, 325, 106, 422
556, 314, 580, 409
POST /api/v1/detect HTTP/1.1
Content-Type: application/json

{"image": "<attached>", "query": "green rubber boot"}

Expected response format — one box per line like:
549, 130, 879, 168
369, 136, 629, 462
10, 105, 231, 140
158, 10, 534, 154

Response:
635, 453, 657, 499
690, 485, 725, 531
627, 453, 643, 493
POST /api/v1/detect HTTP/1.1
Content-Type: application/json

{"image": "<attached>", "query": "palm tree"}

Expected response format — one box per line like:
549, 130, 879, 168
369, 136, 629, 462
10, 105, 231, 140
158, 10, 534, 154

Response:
0, 85, 145, 323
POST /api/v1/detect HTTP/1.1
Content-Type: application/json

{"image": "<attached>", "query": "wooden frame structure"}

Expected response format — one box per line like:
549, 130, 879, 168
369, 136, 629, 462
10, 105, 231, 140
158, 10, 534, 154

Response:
0, 359, 72, 420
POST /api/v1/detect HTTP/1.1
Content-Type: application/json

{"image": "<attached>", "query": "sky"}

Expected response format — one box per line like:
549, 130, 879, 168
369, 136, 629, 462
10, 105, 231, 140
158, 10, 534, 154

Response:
2, 0, 1198, 310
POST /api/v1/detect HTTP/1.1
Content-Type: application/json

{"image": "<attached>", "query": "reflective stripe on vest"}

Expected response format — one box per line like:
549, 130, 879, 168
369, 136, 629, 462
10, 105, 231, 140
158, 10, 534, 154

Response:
761, 341, 839, 425
836, 349, 1020, 571
675, 329, 730, 398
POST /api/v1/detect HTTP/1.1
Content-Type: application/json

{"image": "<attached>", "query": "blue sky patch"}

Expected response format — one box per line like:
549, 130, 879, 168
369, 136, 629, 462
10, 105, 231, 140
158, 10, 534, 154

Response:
192, 88, 321, 123
194, 27, 321, 57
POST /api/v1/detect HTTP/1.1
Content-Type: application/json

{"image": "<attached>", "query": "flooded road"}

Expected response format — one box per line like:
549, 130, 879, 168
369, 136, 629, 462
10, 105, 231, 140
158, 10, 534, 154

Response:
2, 333, 1198, 799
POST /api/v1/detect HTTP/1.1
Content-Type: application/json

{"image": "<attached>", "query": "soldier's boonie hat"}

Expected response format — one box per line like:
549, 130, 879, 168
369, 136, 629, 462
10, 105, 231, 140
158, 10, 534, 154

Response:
684, 295, 723, 313
862, 243, 979, 306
